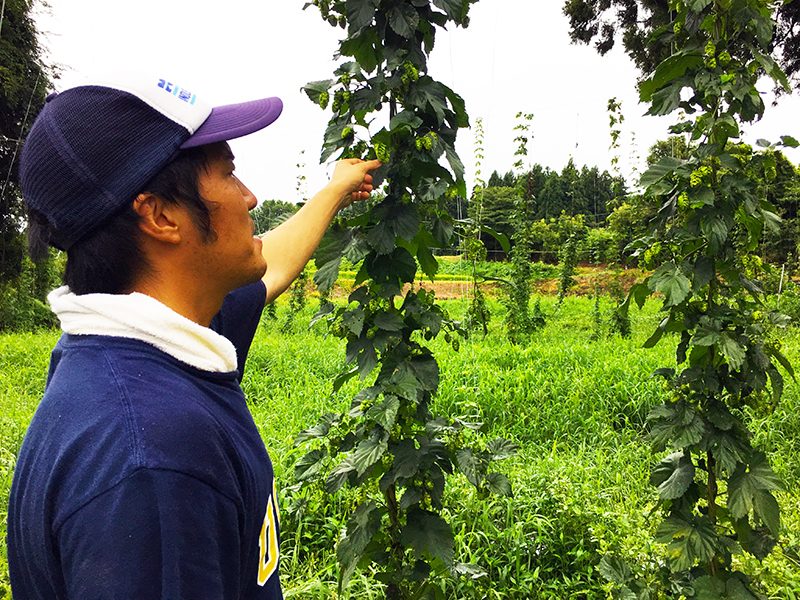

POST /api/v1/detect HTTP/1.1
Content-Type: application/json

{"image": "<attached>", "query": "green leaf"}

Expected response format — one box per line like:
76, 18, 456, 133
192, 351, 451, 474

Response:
387, 2, 419, 38
302, 79, 334, 105
733, 518, 776, 560
296, 412, 338, 444
366, 220, 396, 254
417, 241, 439, 280
780, 135, 799, 148
719, 334, 746, 371
390, 110, 423, 132
343, 307, 366, 335
366, 247, 418, 286
332, 366, 359, 393
345, 0, 379, 33
639, 157, 683, 189
387, 364, 422, 400
384, 438, 421, 485
365, 395, 400, 431
656, 515, 719, 571
374, 311, 405, 331
648, 401, 706, 450
455, 447, 480, 486
442, 140, 465, 181
388, 202, 422, 241
700, 214, 729, 252
340, 28, 381, 73
694, 576, 726, 600
485, 472, 512, 496
648, 262, 691, 307
431, 0, 464, 20
486, 437, 518, 460
295, 448, 326, 481
337, 501, 384, 588
688, 0, 712, 11
639, 53, 702, 102
753, 490, 780, 537
410, 355, 439, 391
314, 256, 342, 291
400, 508, 455, 567
428, 216, 452, 248
728, 453, 782, 519
598, 555, 633, 586
326, 456, 356, 492
350, 433, 389, 476
650, 451, 695, 500
479, 224, 510, 253
693, 256, 714, 291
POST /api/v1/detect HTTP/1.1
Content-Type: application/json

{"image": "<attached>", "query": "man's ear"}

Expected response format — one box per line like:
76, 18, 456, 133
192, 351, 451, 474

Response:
132, 193, 183, 244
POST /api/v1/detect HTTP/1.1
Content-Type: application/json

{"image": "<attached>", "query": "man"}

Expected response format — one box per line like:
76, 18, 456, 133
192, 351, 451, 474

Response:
7, 73, 380, 599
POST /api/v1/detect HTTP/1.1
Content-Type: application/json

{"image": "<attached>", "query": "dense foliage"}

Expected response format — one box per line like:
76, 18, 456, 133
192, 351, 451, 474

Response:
5, 297, 800, 597
251, 199, 301, 236
296, 0, 514, 596
0, 0, 57, 330
612, 0, 798, 595
563, 0, 800, 91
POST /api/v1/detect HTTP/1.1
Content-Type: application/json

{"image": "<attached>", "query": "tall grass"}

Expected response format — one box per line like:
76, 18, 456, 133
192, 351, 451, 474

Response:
1, 298, 798, 598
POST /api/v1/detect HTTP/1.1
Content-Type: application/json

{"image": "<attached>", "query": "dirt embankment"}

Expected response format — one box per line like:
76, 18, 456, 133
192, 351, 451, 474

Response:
324, 267, 644, 300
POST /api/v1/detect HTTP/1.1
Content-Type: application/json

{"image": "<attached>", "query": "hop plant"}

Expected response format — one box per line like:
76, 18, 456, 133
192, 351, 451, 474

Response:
374, 142, 390, 163
318, 91, 330, 109
400, 61, 420, 85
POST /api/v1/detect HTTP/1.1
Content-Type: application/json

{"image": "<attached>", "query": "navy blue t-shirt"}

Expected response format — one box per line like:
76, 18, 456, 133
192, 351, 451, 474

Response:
8, 281, 282, 600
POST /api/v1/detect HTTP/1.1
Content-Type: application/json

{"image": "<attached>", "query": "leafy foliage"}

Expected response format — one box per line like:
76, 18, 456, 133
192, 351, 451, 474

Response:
463, 117, 491, 335
299, 0, 514, 595
501, 113, 541, 342
610, 0, 796, 595
0, 0, 53, 285
281, 268, 308, 332
563, 0, 800, 91
251, 199, 300, 236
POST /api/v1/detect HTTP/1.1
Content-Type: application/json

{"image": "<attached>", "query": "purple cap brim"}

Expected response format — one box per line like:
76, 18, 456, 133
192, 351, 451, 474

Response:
181, 96, 283, 149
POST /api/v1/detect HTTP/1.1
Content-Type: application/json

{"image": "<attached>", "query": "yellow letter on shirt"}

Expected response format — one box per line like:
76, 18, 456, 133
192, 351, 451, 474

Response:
257, 490, 279, 586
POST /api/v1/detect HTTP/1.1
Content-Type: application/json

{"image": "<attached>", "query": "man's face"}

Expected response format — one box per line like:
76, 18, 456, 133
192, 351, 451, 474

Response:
188, 142, 266, 293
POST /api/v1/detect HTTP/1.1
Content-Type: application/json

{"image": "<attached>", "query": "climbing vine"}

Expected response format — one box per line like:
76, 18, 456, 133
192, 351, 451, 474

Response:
464, 117, 491, 335
295, 1, 514, 597
611, 1, 797, 596
503, 112, 539, 342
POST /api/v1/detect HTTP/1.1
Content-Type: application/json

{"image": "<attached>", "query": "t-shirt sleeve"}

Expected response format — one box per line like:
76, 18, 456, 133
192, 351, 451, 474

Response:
57, 468, 242, 600
210, 280, 266, 379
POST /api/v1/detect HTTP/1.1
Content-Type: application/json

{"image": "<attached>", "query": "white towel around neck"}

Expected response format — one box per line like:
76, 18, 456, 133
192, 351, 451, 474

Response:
48, 286, 237, 373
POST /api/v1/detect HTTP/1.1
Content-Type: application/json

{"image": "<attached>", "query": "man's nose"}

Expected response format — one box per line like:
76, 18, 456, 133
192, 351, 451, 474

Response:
235, 176, 258, 210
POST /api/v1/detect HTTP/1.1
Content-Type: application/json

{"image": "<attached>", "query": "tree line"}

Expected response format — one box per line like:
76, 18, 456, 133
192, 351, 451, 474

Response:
465, 139, 800, 269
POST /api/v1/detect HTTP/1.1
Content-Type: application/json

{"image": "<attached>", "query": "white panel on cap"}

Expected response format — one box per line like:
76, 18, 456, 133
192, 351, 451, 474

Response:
91, 70, 212, 133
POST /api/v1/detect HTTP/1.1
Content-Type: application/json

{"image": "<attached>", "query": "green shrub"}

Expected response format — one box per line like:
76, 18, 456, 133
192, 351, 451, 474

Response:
0, 254, 62, 332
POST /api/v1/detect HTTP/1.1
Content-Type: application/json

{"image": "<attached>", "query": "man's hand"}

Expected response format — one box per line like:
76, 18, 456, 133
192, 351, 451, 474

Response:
329, 159, 382, 209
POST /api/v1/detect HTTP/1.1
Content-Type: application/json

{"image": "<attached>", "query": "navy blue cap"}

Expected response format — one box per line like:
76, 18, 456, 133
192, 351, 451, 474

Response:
19, 77, 282, 250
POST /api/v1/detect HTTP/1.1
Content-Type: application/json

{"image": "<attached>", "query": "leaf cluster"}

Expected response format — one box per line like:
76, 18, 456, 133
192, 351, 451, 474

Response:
610, 0, 796, 594
300, 1, 516, 595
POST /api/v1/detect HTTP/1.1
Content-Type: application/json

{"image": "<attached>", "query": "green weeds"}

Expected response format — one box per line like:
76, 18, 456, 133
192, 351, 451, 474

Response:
1, 300, 798, 597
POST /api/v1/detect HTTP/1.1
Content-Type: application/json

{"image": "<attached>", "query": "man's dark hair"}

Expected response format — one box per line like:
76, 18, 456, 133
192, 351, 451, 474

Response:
27, 145, 217, 295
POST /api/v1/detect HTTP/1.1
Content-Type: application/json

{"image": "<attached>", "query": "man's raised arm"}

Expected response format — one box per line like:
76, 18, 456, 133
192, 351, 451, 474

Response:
260, 158, 381, 304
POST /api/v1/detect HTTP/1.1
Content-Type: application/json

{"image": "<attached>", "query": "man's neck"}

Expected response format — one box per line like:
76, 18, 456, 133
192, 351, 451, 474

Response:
132, 275, 227, 328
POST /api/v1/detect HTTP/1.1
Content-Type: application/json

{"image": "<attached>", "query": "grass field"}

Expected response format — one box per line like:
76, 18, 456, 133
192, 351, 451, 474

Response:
1, 294, 799, 598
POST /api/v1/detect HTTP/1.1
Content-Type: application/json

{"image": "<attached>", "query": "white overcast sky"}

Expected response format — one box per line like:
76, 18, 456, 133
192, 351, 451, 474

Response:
33, 0, 800, 204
